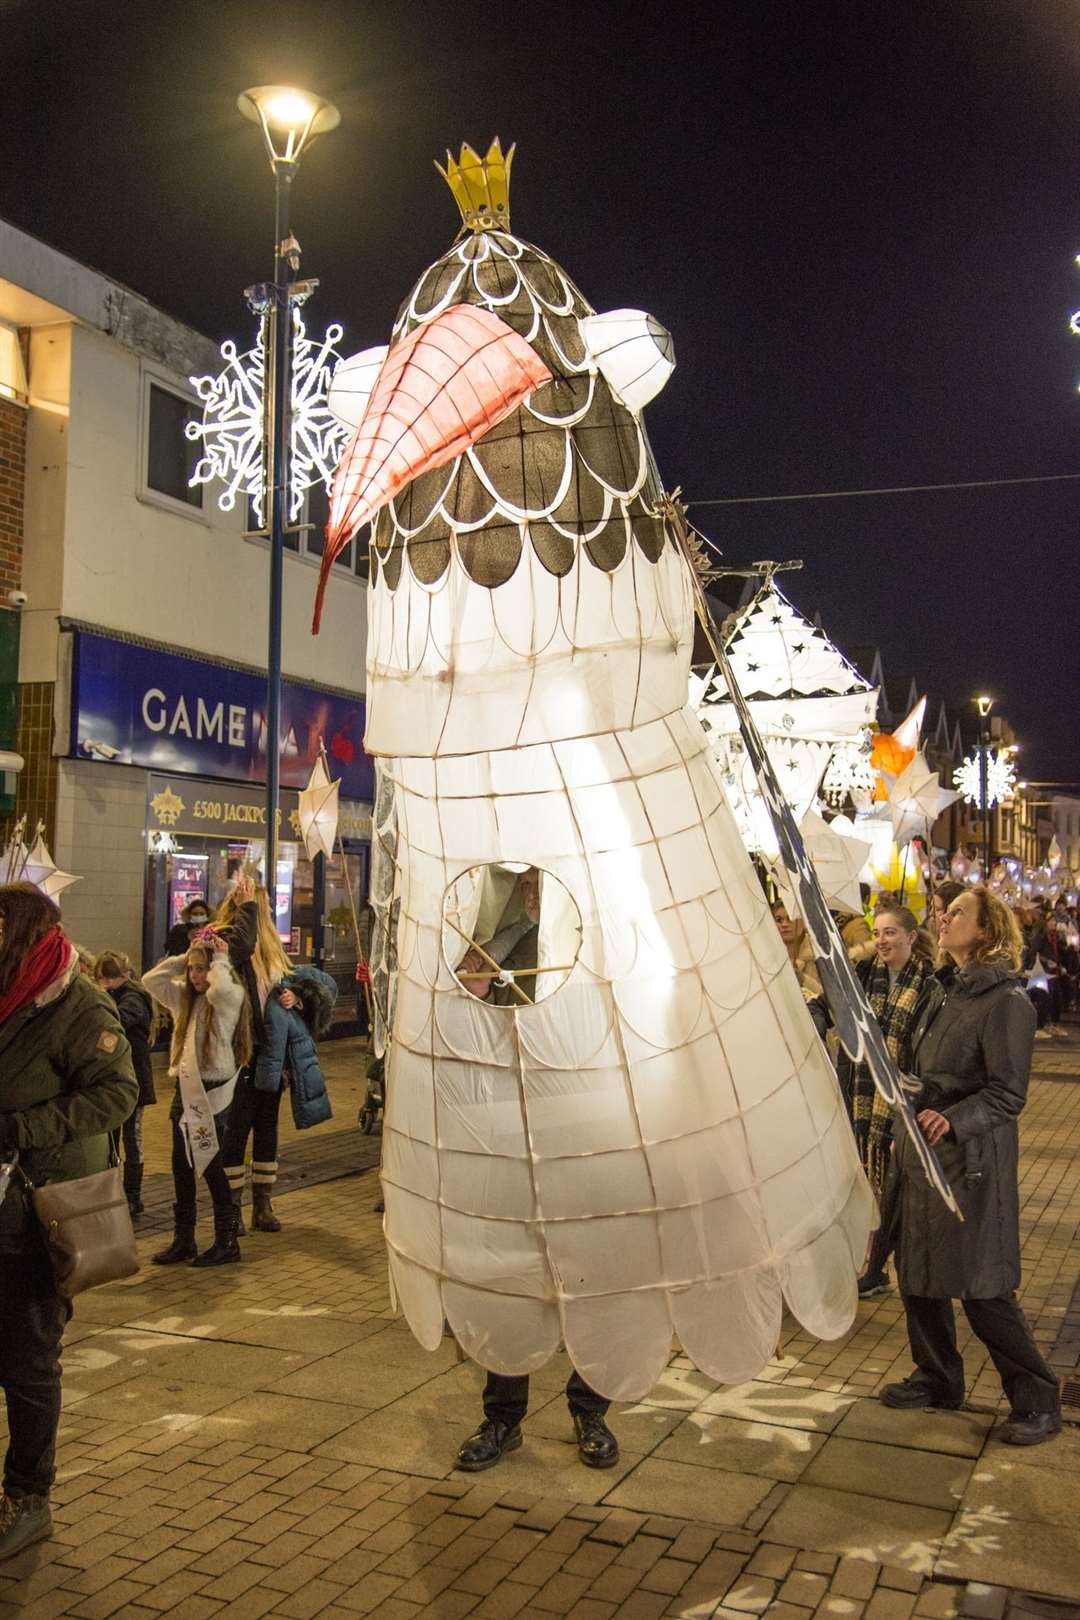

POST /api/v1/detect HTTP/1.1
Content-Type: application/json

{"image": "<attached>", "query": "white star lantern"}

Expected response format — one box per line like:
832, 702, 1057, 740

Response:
886, 752, 961, 847
768, 809, 872, 917
2, 825, 81, 899
186, 311, 348, 526
298, 757, 340, 862
953, 749, 1017, 809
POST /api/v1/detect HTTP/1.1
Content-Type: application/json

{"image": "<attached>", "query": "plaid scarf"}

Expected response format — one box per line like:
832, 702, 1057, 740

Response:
850, 952, 930, 1195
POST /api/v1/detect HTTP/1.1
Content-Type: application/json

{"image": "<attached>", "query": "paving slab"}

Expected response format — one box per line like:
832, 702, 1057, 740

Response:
958, 1452, 1078, 1530
701, 1380, 855, 1433
831, 1400, 996, 1460
205, 1390, 371, 1448
654, 1411, 827, 1482
63, 1374, 240, 1424
151, 1337, 309, 1388
637, 1363, 719, 1411
760, 1483, 953, 1574
936, 1513, 1080, 1603
801, 1437, 973, 1511
603, 1456, 774, 1526
269, 1345, 445, 1409
979, 1422, 1080, 1475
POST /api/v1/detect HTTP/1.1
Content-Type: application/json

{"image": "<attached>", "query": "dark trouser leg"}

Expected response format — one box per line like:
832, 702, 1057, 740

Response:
121, 1107, 144, 1168
901, 1295, 966, 1403
250, 1086, 283, 1198
223, 1069, 256, 1202
1028, 989, 1050, 1029
0, 1247, 71, 1498
200, 1105, 232, 1211
863, 1154, 901, 1281
170, 1116, 198, 1218
566, 1370, 609, 1419
961, 1296, 1060, 1414
482, 1372, 529, 1427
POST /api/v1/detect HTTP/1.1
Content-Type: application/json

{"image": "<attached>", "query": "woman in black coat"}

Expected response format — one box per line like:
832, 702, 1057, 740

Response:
882, 886, 1060, 1446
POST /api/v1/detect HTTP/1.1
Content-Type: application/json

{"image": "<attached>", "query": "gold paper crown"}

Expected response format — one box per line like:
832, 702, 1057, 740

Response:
436, 139, 515, 233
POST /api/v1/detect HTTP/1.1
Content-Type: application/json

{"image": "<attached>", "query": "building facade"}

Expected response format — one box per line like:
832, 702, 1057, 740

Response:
0, 217, 371, 1012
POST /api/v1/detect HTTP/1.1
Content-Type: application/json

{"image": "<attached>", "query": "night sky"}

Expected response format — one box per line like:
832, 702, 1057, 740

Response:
4, 0, 1078, 777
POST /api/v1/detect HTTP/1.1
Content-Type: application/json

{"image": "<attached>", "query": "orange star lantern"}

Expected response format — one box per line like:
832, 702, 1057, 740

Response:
871, 697, 925, 800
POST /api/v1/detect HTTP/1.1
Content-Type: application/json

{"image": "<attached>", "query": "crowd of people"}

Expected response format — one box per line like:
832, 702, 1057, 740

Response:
0, 862, 1070, 1558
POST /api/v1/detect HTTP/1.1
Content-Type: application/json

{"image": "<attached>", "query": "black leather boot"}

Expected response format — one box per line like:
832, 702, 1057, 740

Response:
191, 1203, 241, 1267
252, 1188, 282, 1233
572, 1410, 619, 1468
123, 1162, 144, 1218
455, 1418, 523, 1472
152, 1205, 197, 1265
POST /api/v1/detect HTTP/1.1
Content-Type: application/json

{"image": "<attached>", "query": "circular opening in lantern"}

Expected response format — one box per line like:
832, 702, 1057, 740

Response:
442, 863, 582, 1007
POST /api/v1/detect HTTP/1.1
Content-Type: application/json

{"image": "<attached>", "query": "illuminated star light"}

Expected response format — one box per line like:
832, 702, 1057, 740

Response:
186, 312, 348, 525
953, 748, 1017, 809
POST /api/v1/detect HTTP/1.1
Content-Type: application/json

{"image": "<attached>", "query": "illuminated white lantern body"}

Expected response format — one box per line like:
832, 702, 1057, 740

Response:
319, 143, 871, 1397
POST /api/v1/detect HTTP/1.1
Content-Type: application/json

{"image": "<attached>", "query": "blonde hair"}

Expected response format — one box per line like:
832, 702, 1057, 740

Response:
95, 950, 134, 981
967, 885, 1023, 970
213, 882, 292, 990
169, 943, 254, 1072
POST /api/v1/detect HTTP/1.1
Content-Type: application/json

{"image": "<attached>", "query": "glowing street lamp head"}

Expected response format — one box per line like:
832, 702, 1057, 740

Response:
238, 84, 340, 166
974, 693, 993, 718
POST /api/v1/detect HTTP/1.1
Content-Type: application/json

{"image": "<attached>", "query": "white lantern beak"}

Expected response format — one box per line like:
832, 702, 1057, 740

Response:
578, 308, 675, 413
328, 344, 391, 430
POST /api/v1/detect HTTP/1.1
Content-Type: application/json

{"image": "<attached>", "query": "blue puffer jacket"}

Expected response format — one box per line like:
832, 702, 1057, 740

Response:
254, 966, 338, 1130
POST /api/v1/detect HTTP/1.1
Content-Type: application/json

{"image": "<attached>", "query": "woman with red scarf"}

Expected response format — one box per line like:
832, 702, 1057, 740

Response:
0, 884, 137, 1564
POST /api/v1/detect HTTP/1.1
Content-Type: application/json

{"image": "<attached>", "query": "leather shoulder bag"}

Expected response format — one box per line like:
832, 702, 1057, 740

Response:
19, 1157, 140, 1297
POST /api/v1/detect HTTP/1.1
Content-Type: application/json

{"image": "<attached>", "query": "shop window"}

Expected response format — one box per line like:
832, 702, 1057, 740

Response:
0, 325, 27, 405
443, 863, 582, 1007
142, 377, 203, 513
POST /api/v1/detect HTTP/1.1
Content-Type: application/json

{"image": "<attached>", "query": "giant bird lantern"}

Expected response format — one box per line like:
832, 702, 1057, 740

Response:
317, 142, 952, 1399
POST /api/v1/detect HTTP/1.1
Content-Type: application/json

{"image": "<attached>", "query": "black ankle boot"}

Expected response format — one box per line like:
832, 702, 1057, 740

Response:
252, 1188, 282, 1233
123, 1163, 145, 1218
191, 1204, 241, 1267
152, 1206, 197, 1265
225, 1182, 247, 1236
455, 1418, 523, 1472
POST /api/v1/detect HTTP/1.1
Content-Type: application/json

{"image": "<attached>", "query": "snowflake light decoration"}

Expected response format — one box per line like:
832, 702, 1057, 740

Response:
186, 311, 347, 526
953, 748, 1017, 808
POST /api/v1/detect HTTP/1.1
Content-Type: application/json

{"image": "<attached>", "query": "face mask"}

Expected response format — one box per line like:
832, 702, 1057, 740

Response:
189, 914, 208, 927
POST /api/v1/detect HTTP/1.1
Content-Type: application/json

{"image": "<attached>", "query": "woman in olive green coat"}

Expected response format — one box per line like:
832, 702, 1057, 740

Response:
0, 883, 137, 1563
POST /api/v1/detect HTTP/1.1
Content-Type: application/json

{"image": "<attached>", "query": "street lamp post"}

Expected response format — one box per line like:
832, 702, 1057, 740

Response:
975, 694, 993, 877
237, 85, 339, 894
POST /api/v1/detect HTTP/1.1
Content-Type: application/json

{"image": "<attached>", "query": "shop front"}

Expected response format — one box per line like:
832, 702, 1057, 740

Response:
144, 773, 371, 1031
65, 625, 373, 1033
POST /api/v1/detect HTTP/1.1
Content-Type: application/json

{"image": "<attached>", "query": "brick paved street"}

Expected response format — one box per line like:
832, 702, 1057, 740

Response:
0, 1031, 1078, 1618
